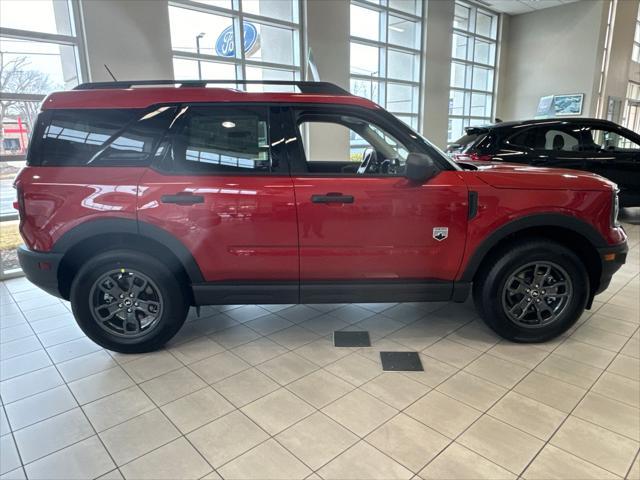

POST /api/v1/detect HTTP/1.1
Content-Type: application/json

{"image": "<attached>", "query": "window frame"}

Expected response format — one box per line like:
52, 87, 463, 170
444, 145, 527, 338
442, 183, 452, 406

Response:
169, 0, 303, 86
284, 104, 440, 177
348, 0, 424, 130
448, 0, 499, 145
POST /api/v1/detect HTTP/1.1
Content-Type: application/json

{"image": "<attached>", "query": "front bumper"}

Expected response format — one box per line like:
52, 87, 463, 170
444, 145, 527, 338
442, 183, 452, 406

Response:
17, 245, 64, 299
595, 241, 628, 296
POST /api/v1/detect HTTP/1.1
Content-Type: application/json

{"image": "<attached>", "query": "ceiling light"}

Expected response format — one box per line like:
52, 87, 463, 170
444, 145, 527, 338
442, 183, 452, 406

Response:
222, 121, 236, 128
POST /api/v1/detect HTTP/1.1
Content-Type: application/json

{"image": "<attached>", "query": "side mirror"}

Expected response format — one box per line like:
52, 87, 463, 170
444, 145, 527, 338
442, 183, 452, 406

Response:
405, 153, 438, 183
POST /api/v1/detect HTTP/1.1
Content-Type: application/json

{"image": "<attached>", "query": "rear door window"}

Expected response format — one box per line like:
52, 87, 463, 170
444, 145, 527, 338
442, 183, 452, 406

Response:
506, 126, 580, 152
542, 129, 580, 151
168, 105, 276, 174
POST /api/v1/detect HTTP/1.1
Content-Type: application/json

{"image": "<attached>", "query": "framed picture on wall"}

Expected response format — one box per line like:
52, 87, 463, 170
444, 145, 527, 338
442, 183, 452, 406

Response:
535, 95, 554, 118
553, 94, 584, 116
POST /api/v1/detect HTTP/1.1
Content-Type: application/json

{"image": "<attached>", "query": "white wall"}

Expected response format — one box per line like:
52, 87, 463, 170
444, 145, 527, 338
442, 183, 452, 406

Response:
304, 0, 351, 158
80, 0, 174, 82
497, 0, 607, 121
421, 0, 455, 148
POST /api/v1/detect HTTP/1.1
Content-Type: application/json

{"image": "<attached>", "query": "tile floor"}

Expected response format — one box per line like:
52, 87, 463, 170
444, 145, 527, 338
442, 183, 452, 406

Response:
0, 220, 638, 480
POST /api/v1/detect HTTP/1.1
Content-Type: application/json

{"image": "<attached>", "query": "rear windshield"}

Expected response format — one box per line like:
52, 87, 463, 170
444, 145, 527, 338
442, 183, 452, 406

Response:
450, 132, 486, 152
28, 107, 176, 166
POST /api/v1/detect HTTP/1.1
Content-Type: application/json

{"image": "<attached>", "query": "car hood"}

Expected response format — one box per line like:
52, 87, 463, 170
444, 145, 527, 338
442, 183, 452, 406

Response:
468, 162, 616, 191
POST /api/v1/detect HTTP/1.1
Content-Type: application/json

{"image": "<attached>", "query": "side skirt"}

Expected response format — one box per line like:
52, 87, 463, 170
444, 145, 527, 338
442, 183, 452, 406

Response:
192, 280, 471, 305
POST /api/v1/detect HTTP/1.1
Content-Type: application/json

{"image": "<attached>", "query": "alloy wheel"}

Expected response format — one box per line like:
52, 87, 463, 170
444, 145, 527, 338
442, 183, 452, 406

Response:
501, 261, 573, 328
89, 268, 163, 338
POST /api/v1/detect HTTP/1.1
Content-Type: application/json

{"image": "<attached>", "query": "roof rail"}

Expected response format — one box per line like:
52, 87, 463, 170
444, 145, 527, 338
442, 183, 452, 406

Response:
73, 80, 351, 95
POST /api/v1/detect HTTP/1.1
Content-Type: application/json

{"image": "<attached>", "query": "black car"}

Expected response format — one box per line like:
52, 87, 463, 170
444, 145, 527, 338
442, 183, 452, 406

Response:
448, 118, 640, 207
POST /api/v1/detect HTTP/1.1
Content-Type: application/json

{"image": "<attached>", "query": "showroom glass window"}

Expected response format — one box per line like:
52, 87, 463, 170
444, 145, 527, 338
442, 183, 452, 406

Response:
622, 82, 640, 137
168, 0, 301, 90
448, 1, 499, 144
349, 0, 423, 132
633, 5, 640, 63
0, 0, 86, 278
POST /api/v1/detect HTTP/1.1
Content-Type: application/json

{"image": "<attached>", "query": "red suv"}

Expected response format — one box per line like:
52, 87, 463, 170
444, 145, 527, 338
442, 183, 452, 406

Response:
15, 80, 628, 353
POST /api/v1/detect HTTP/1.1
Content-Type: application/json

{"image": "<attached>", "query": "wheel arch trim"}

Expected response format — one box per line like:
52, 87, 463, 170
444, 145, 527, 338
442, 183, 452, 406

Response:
460, 213, 607, 282
53, 218, 205, 284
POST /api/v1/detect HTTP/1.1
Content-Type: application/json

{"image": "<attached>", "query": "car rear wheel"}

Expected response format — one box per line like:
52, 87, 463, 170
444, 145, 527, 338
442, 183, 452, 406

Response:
70, 250, 189, 353
473, 239, 589, 342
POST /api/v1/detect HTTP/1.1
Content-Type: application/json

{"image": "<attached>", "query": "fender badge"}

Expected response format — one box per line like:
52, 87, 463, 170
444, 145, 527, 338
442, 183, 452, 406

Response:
433, 227, 448, 241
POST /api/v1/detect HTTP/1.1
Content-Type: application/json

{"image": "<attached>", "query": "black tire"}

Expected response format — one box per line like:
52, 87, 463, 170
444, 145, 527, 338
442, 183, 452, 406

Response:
70, 250, 189, 353
473, 239, 589, 342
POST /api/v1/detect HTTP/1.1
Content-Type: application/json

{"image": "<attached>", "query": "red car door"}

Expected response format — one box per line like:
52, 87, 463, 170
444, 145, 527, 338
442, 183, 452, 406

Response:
137, 104, 299, 301
284, 105, 469, 301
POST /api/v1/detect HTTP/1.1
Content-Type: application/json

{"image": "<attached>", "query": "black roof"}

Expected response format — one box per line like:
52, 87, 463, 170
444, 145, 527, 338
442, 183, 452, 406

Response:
74, 80, 350, 95
468, 117, 633, 132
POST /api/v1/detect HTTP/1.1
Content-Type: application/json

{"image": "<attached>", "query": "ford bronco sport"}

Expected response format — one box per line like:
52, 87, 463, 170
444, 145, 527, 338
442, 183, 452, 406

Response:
15, 80, 628, 353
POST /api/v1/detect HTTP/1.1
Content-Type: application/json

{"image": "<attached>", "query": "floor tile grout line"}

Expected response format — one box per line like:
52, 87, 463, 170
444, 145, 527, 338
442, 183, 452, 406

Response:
286, 315, 493, 476
175, 330, 423, 475
567, 324, 638, 354
2, 272, 638, 478
82, 345, 219, 478
2, 323, 635, 437
0, 401, 27, 477
624, 448, 640, 480
169, 334, 337, 477
411, 310, 598, 477
7, 294, 124, 478
511, 269, 640, 475
180, 310, 632, 480
515, 322, 640, 477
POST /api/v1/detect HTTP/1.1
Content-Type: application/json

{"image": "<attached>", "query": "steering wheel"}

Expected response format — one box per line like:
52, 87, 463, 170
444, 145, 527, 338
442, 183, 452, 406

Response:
357, 147, 379, 175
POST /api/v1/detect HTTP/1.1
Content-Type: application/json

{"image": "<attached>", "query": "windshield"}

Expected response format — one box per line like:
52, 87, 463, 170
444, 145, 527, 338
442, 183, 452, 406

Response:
450, 132, 486, 152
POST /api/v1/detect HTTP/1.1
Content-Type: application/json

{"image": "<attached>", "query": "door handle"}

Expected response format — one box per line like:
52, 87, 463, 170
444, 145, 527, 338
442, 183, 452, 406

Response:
160, 192, 205, 205
311, 192, 354, 204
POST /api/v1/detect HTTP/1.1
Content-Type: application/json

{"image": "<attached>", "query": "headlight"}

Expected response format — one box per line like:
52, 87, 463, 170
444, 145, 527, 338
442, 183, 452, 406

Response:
612, 189, 620, 227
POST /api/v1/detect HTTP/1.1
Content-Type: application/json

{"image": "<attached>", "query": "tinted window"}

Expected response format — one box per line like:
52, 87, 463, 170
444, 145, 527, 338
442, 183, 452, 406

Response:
450, 132, 485, 152
28, 108, 174, 166
506, 126, 580, 151
506, 128, 537, 148
171, 106, 271, 173
586, 128, 640, 151
92, 107, 177, 165
543, 129, 579, 151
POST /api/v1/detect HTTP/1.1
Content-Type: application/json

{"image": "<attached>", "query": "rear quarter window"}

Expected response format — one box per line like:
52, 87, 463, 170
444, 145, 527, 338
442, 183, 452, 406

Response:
452, 132, 484, 150
28, 107, 176, 166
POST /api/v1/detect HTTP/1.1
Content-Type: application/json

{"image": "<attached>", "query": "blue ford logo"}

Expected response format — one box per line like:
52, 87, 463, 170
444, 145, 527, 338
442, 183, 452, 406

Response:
215, 22, 259, 58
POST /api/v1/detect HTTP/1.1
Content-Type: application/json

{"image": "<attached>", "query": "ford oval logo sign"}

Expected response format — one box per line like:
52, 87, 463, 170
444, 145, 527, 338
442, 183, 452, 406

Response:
215, 22, 259, 58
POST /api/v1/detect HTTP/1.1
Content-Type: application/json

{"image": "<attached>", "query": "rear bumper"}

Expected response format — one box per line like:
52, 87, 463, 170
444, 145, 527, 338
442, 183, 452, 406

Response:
17, 245, 64, 299
595, 241, 628, 295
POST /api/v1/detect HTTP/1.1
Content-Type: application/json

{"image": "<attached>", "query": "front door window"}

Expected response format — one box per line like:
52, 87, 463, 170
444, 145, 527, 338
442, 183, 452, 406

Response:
298, 116, 410, 176
586, 128, 640, 151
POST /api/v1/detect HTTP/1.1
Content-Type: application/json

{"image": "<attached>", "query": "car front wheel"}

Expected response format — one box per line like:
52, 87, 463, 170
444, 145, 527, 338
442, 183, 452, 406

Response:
473, 239, 589, 342
70, 250, 189, 353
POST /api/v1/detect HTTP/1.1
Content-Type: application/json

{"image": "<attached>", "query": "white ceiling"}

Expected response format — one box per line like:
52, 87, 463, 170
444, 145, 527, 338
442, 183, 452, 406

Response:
477, 0, 580, 16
